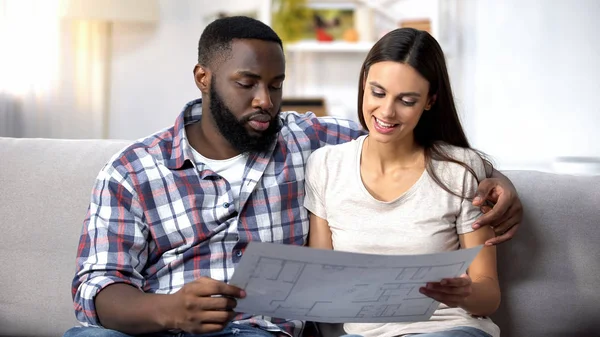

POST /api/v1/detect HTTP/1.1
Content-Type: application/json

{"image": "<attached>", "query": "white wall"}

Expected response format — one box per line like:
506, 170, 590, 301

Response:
108, 0, 262, 140
107, 0, 600, 174
107, 0, 439, 139
460, 0, 600, 171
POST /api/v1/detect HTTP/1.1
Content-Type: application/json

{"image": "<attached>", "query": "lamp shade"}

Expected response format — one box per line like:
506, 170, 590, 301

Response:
60, 0, 159, 22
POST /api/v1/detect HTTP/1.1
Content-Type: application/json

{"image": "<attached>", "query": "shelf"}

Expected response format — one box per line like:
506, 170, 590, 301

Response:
285, 41, 374, 53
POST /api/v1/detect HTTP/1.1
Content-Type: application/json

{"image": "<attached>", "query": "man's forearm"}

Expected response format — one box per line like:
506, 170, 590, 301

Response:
490, 168, 518, 194
490, 167, 505, 180
95, 283, 176, 334
483, 160, 506, 180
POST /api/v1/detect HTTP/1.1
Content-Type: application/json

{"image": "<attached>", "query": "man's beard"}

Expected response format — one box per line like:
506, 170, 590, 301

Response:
209, 82, 281, 154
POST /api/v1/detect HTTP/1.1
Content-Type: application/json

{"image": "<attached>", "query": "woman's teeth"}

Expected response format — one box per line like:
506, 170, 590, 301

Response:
375, 117, 394, 128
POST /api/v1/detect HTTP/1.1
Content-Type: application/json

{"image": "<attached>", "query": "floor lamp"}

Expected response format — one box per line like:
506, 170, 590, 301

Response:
59, 0, 159, 139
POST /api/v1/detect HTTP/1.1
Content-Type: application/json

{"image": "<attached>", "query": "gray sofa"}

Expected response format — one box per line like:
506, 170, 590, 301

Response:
1, 136, 599, 337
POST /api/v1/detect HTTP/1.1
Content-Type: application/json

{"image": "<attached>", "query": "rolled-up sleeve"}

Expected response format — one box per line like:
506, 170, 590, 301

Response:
71, 164, 148, 327
303, 148, 329, 220
456, 149, 488, 234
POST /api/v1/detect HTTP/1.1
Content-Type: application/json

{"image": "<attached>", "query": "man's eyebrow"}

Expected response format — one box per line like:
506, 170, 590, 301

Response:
236, 70, 261, 79
236, 70, 285, 81
368, 81, 421, 97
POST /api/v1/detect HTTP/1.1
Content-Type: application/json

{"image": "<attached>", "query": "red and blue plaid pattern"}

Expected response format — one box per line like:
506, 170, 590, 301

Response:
71, 99, 363, 336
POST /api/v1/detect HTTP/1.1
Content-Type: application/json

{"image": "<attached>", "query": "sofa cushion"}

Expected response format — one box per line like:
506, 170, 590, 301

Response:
0, 137, 131, 337
493, 171, 600, 336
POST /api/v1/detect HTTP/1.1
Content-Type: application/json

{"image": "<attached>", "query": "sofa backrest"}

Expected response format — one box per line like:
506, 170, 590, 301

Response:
493, 171, 600, 336
0, 137, 131, 336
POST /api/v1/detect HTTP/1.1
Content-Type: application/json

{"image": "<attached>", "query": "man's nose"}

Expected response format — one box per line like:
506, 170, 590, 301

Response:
253, 86, 273, 111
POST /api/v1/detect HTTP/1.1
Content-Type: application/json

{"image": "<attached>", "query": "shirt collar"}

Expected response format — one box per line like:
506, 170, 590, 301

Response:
167, 98, 203, 170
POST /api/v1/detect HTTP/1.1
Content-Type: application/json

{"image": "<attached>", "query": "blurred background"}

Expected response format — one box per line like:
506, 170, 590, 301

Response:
0, 0, 598, 175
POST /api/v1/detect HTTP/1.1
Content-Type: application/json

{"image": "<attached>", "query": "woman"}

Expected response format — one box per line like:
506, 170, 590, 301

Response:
303, 28, 501, 337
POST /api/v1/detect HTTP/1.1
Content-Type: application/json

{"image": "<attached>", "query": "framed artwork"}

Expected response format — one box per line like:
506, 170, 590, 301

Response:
301, 2, 356, 42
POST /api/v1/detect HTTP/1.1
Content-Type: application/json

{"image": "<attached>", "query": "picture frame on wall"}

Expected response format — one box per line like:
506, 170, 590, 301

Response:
303, 2, 357, 42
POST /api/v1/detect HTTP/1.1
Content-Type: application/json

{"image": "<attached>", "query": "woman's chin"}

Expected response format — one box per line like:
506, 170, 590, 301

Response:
367, 129, 413, 146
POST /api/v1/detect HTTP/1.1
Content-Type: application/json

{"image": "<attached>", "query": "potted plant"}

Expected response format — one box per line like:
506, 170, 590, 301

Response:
271, 0, 312, 43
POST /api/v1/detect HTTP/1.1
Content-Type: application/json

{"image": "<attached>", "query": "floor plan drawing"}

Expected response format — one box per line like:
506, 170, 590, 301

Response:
230, 242, 483, 323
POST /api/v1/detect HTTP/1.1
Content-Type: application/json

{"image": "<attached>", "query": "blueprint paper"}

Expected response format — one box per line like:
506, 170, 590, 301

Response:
229, 242, 483, 323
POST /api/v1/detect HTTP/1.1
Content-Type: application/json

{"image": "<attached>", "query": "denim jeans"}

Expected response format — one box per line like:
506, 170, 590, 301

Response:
63, 324, 363, 337
403, 326, 492, 337
63, 324, 277, 337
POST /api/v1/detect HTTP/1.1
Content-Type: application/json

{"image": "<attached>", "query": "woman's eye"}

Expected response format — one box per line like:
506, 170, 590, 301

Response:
371, 90, 385, 98
401, 100, 416, 107
271, 83, 283, 90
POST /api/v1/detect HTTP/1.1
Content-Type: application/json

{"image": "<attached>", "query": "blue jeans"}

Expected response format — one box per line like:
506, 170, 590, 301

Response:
63, 324, 277, 337
404, 326, 492, 337
63, 324, 362, 337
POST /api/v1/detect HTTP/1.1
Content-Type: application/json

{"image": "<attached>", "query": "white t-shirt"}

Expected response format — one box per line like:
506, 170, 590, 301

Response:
190, 147, 247, 211
303, 135, 500, 337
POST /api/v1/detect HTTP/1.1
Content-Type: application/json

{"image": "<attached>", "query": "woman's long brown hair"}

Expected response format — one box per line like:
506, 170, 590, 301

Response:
357, 28, 492, 199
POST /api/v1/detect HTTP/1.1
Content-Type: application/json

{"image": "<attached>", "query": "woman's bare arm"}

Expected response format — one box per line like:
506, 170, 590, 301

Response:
458, 226, 501, 316
307, 212, 333, 250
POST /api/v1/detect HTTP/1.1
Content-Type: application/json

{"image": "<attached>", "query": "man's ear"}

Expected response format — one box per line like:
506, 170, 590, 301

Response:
194, 64, 210, 94
425, 94, 437, 111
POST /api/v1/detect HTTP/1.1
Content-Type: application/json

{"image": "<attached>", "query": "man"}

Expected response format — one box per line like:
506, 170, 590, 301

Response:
64, 16, 522, 337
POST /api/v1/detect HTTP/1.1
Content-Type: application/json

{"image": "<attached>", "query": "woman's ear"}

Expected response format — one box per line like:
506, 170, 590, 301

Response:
194, 64, 210, 94
425, 94, 437, 110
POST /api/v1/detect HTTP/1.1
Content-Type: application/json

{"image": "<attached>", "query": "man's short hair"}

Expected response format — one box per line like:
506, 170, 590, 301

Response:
198, 16, 283, 68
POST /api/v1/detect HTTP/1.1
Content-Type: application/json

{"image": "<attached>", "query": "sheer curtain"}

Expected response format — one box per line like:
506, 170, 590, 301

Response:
0, 0, 108, 139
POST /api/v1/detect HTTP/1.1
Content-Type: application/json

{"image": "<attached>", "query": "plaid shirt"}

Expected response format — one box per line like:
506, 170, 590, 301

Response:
72, 99, 363, 336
